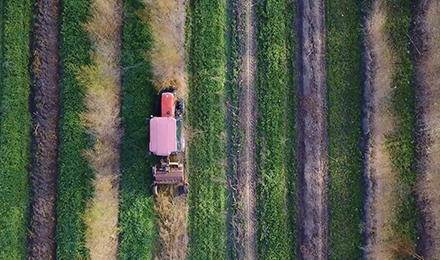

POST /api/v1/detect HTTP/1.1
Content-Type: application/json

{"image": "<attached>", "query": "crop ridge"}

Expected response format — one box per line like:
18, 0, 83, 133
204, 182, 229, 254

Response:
414, 1, 440, 259
79, 0, 124, 259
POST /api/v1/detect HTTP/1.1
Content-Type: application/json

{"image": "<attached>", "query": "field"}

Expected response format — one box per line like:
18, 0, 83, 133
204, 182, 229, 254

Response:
0, 0, 439, 259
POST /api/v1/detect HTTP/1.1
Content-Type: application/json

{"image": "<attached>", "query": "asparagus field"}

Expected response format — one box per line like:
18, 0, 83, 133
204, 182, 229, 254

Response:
1, 0, 439, 259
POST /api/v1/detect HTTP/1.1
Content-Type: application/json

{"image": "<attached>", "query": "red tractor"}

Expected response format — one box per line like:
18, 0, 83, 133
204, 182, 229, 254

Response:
148, 90, 188, 195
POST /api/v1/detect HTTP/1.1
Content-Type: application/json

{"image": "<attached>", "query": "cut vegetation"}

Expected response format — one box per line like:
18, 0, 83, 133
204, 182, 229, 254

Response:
364, 0, 418, 258
79, 0, 124, 259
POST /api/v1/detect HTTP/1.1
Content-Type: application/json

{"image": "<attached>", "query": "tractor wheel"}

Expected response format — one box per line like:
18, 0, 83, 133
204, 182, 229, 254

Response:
175, 98, 185, 117
181, 184, 189, 194
152, 185, 158, 196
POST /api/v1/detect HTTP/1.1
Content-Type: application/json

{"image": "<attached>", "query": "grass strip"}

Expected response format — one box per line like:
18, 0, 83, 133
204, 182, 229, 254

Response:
187, 0, 227, 258
118, 0, 156, 258
56, 0, 92, 259
326, 1, 363, 259
0, 1, 32, 259
255, 1, 293, 258
384, 0, 417, 255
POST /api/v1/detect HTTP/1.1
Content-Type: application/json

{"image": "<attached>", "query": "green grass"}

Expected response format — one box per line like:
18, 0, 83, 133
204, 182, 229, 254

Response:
0, 1, 32, 259
187, 0, 227, 258
326, 1, 363, 259
255, 1, 294, 259
118, 0, 156, 259
384, 0, 417, 254
55, 1, 93, 259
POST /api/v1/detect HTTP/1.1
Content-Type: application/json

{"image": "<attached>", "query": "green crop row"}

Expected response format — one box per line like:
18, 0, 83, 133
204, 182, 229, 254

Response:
118, 0, 156, 259
255, 1, 295, 259
187, 0, 227, 259
326, 1, 363, 259
384, 0, 417, 254
55, 1, 92, 259
0, 1, 32, 259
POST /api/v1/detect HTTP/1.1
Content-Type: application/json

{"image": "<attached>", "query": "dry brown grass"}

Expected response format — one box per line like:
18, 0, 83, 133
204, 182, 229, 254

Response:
78, 0, 123, 259
139, 0, 187, 99
153, 188, 188, 260
416, 1, 440, 259
365, 1, 415, 259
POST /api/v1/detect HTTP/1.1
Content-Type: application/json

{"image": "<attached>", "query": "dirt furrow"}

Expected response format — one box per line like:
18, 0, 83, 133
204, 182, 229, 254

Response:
296, 0, 328, 259
27, 0, 61, 259
413, 1, 440, 258
234, 0, 257, 259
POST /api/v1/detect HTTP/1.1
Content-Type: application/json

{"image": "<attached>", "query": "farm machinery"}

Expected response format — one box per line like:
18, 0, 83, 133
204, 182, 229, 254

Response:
148, 90, 188, 195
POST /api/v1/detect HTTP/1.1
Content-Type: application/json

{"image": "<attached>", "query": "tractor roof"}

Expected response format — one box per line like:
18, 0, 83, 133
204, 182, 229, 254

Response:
149, 117, 177, 156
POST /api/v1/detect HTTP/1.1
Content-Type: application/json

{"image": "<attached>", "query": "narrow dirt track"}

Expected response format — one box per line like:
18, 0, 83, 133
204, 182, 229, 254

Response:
296, 0, 328, 259
233, 0, 257, 259
413, 1, 440, 258
28, 0, 60, 259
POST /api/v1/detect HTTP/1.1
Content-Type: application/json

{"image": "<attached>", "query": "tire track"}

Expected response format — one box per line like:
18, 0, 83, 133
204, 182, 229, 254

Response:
233, 0, 257, 258
28, 0, 60, 259
296, 0, 328, 259
413, 1, 440, 258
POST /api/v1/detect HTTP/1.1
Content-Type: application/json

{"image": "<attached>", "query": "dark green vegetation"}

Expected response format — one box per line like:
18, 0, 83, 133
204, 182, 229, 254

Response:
325, 1, 363, 259
255, 0, 295, 259
0, 1, 32, 259
119, 0, 156, 259
56, 0, 92, 259
187, 0, 227, 259
383, 0, 417, 251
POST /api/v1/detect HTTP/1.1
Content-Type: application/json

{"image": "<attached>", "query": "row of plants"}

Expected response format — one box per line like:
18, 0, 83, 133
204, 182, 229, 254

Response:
0, 1, 32, 259
55, 0, 93, 259
326, 0, 363, 259
187, 0, 228, 258
384, 0, 417, 256
255, 1, 295, 259
118, 0, 157, 259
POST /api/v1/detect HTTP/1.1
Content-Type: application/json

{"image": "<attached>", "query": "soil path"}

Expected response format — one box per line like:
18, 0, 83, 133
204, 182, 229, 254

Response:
413, 1, 440, 258
28, 0, 61, 259
234, 0, 257, 259
362, 1, 406, 259
296, 0, 328, 259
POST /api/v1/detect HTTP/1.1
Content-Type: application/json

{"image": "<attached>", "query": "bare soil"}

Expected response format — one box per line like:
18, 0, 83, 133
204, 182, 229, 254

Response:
296, 0, 328, 259
230, 0, 258, 259
413, 1, 440, 259
28, 0, 60, 259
